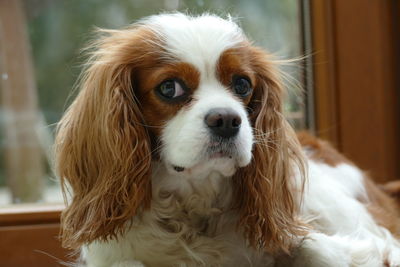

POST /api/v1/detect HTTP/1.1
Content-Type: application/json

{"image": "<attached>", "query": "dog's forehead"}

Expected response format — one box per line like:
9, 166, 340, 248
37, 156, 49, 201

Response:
145, 13, 246, 76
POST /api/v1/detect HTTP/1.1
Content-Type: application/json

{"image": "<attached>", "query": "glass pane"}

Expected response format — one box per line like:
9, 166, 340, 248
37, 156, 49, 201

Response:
0, 0, 305, 205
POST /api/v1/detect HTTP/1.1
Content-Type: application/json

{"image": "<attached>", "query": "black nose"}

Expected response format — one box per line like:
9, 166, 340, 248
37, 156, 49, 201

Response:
204, 108, 242, 138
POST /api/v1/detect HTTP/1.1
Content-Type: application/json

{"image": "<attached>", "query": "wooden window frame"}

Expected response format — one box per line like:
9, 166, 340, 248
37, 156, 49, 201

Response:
0, 205, 72, 266
310, 0, 400, 183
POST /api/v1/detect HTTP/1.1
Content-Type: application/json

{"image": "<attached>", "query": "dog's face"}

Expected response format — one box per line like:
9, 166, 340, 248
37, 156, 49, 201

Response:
56, 14, 305, 253
130, 15, 256, 178
158, 53, 254, 177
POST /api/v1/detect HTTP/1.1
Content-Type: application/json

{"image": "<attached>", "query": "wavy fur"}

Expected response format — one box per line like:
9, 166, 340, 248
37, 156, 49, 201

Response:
233, 46, 306, 254
55, 27, 159, 248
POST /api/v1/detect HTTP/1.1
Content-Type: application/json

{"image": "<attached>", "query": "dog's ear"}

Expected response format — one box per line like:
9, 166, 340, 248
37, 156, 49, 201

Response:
233, 47, 306, 254
55, 27, 157, 248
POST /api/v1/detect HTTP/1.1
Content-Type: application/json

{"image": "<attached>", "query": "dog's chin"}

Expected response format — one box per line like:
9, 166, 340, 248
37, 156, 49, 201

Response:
165, 150, 251, 178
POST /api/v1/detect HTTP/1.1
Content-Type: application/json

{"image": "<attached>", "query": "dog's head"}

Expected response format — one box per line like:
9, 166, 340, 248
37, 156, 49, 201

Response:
56, 13, 305, 253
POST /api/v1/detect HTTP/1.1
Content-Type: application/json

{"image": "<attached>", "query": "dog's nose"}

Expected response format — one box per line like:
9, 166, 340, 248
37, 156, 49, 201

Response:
204, 108, 242, 138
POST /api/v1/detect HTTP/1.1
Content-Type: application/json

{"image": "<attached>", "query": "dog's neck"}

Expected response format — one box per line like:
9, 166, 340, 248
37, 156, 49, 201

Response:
151, 161, 234, 212
147, 161, 237, 237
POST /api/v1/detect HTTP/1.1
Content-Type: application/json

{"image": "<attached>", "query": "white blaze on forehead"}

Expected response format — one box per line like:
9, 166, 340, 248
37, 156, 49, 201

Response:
143, 13, 246, 76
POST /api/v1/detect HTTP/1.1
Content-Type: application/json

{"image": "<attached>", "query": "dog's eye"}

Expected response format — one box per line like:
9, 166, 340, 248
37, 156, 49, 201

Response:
233, 76, 252, 97
158, 79, 186, 99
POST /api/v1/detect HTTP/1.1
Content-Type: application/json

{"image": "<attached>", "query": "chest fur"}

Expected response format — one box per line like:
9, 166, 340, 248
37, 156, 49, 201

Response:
127, 189, 239, 266
84, 173, 271, 267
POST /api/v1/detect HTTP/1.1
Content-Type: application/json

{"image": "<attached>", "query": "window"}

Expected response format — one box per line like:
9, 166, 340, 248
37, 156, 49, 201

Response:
0, 0, 307, 206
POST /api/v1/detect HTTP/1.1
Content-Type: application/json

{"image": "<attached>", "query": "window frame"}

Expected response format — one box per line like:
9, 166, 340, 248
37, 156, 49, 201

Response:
0, 204, 63, 226
310, 0, 400, 183
0, 205, 71, 266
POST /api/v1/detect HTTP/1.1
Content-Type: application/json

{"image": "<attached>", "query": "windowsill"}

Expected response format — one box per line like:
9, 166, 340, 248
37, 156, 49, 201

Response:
0, 203, 64, 226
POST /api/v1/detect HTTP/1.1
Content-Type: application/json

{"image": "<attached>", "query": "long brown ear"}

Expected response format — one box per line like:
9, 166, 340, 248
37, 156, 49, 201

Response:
55, 27, 157, 249
233, 47, 306, 254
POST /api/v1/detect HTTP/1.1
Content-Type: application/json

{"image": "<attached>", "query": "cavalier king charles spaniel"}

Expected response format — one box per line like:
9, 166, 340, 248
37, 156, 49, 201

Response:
55, 13, 400, 267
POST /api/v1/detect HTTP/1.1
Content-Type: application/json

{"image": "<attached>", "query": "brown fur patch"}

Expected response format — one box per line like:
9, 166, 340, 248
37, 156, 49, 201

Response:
364, 177, 400, 237
381, 180, 400, 199
136, 62, 200, 136
216, 46, 255, 105
297, 131, 351, 166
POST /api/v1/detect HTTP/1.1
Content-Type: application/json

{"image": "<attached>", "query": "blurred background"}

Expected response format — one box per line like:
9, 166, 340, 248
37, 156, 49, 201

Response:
0, 0, 399, 265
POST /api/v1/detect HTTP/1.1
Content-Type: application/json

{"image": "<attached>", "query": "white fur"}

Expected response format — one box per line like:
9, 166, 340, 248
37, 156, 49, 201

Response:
144, 13, 244, 76
80, 13, 400, 267
295, 161, 400, 267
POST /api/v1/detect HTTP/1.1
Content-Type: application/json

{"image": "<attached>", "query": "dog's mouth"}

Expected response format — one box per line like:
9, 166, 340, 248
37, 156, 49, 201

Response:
173, 165, 185, 172
207, 138, 237, 157
209, 151, 233, 159
171, 140, 238, 173
172, 152, 233, 173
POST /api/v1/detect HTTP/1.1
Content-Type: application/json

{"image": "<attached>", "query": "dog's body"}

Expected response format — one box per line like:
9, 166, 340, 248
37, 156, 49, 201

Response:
83, 137, 400, 267
55, 13, 400, 267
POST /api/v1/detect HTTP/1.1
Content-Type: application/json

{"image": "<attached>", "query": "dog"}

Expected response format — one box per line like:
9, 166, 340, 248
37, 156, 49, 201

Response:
55, 13, 400, 267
